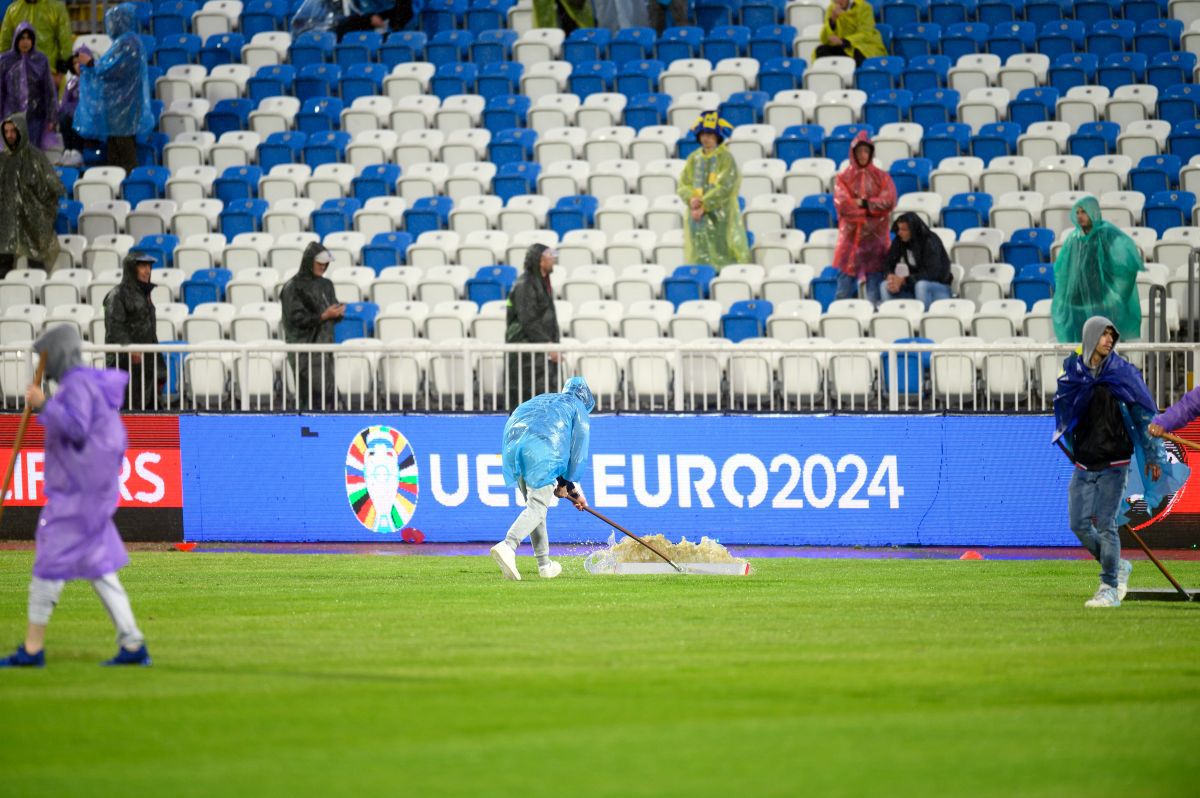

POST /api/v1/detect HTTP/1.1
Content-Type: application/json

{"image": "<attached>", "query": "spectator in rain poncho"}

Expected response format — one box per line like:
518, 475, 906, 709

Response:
58, 42, 96, 158
0, 113, 63, 276
814, 0, 887, 66
677, 111, 751, 271
292, 0, 411, 38
280, 242, 345, 409
103, 252, 163, 410
1149, 385, 1200, 440
0, 0, 74, 79
0, 325, 152, 668
0, 23, 58, 151
491, 376, 595, 581
833, 130, 897, 304
533, 0, 595, 34
506, 242, 561, 409
1052, 316, 1188, 608
1051, 196, 1143, 344
73, 3, 153, 174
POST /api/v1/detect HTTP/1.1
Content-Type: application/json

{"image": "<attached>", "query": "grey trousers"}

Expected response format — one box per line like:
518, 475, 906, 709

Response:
29, 572, 145, 649
503, 480, 556, 558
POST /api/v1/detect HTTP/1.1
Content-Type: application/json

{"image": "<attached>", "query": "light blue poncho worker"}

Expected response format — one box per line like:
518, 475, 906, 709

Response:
490, 376, 595, 582
1051, 196, 1144, 344
72, 4, 153, 142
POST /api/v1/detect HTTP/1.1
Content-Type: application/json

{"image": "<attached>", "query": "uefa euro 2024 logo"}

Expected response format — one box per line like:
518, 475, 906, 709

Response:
345, 425, 419, 534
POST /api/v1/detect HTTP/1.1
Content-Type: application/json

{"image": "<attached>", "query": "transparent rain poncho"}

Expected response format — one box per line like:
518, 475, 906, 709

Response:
1051, 196, 1144, 343
677, 143, 752, 270
501, 376, 594, 490
0, 113, 63, 267
833, 131, 897, 280
73, 4, 153, 140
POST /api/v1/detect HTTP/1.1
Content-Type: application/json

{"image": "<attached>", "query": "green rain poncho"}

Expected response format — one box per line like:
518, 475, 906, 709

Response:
818, 0, 888, 60
0, 112, 62, 267
532, 0, 594, 29
678, 142, 751, 270
1051, 196, 1143, 343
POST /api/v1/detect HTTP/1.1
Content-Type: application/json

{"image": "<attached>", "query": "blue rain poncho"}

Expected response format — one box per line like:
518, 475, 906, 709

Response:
73, 4, 153, 140
1051, 196, 1143, 343
501, 376, 595, 490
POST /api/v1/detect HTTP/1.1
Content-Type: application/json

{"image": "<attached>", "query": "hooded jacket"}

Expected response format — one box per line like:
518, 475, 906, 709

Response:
501, 376, 595, 490
30, 323, 132, 581
280, 242, 339, 344
0, 22, 57, 149
0, 0, 74, 74
506, 243, 560, 345
1051, 196, 1143, 343
103, 253, 158, 359
818, 0, 887, 59
833, 131, 897, 278
884, 211, 952, 288
0, 112, 62, 266
74, 3, 153, 139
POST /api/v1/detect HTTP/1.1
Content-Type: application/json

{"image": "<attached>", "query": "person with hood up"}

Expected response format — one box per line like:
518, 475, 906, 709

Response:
833, 130, 896, 304
677, 111, 752, 270
506, 242, 561, 409
1051, 195, 1144, 344
0, 325, 151, 668
814, 0, 887, 66
280, 242, 344, 410
1052, 316, 1188, 608
0, 23, 58, 151
881, 211, 953, 309
72, 3, 153, 174
103, 252, 162, 410
58, 41, 95, 159
0, 0, 73, 79
491, 376, 595, 581
0, 112, 63, 276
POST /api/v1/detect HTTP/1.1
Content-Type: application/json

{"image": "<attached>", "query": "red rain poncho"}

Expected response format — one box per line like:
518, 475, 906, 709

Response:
833, 131, 897, 279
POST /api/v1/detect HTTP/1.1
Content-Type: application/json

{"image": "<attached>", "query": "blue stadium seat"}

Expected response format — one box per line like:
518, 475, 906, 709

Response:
482, 94, 531, 134
335, 31, 382, 67
941, 192, 994, 236
488, 128, 537, 165
889, 157, 933, 194
465, 265, 518, 306
564, 28, 611, 64
612, 26, 656, 62
465, 0, 515, 33
986, 21, 1035, 62
1148, 51, 1197, 94
856, 56, 905, 93
471, 29, 517, 65
825, 124, 874, 164
1048, 53, 1099, 94
978, 0, 1022, 26
1144, 191, 1196, 235
296, 63, 342, 102
1010, 263, 1054, 306
911, 88, 959, 129
758, 57, 806, 96
427, 29, 474, 67
296, 97, 343, 134
200, 32, 244, 71
742, 0, 785, 28
353, 163, 403, 201
695, 0, 734, 31
290, 30, 335, 68
656, 26, 705, 62
363, 231, 412, 272
381, 31, 426, 68
864, 89, 912, 128
181, 268, 233, 310
624, 93, 672, 129
678, 131, 701, 160
1168, 121, 1200, 162
921, 123, 971, 162
970, 122, 1020, 163
219, 198, 268, 237
792, 193, 837, 236
1136, 18, 1184, 57
1159, 85, 1200, 128
930, 0, 975, 26
894, 22, 940, 59
1075, 0, 1119, 25
903, 55, 950, 92
1024, 0, 1068, 26
1008, 87, 1058, 131
303, 131, 350, 168
749, 24, 796, 62
214, 166, 263, 204
1068, 121, 1120, 161
1087, 19, 1136, 60
721, 300, 773, 342
720, 90, 769, 126
547, 195, 599, 236
702, 24, 751, 61
1002, 228, 1055, 268
774, 124, 825, 162
1129, 155, 1182, 195
431, 62, 479, 100
155, 33, 201, 69
122, 166, 170, 206
1037, 21, 1086, 61
205, 98, 254, 138
334, 302, 379, 342
132, 235, 179, 270
56, 166, 79, 198
569, 60, 617, 99
420, 0, 467, 36
616, 59, 664, 97
242, 0, 288, 37
942, 22, 988, 63
1097, 52, 1148, 93
258, 131, 306, 171
55, 199, 82, 235
809, 265, 841, 311
405, 196, 454, 236
664, 264, 717, 306
881, 0, 929, 28
312, 197, 361, 237
151, 0, 198, 37
341, 63, 387, 104
248, 64, 296, 102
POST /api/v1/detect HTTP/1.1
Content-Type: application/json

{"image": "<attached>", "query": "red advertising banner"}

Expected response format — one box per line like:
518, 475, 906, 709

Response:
0, 415, 182, 508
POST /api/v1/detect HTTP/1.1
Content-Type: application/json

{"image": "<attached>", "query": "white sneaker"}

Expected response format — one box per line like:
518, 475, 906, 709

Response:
1084, 584, 1121, 608
1117, 559, 1132, 601
538, 560, 562, 579
490, 542, 521, 581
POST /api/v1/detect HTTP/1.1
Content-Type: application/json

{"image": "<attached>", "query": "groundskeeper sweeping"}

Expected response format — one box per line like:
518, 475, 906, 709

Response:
0, 326, 151, 667
490, 376, 594, 581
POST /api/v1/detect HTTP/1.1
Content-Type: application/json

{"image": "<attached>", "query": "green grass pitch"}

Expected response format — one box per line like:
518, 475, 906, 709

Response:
0, 551, 1197, 797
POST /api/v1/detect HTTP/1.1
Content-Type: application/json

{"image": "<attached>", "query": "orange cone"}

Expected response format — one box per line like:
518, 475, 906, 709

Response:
960, 550, 984, 560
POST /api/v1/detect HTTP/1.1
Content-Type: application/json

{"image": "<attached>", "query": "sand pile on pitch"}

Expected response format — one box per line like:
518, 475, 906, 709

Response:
584, 533, 747, 574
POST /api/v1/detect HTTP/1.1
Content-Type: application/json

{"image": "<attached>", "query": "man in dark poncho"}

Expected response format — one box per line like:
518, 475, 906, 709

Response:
0, 112, 62, 276
1052, 316, 1188, 608
506, 243, 560, 409
0, 325, 151, 668
104, 252, 161, 410
280, 242, 344, 410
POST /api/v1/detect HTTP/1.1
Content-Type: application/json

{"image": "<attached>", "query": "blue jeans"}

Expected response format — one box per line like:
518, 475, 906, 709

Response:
1068, 466, 1128, 588
835, 272, 885, 306
879, 280, 953, 310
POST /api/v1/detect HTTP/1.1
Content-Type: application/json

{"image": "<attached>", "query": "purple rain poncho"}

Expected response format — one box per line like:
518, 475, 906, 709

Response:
501, 376, 595, 490
30, 326, 132, 581
1153, 385, 1200, 433
59, 43, 92, 120
0, 23, 57, 151
73, 4, 154, 140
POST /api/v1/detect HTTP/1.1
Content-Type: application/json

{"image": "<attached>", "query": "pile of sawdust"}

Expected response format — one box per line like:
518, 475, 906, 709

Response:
608, 534, 744, 564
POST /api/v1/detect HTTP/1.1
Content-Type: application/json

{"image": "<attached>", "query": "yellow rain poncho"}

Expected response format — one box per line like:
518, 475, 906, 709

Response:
678, 112, 751, 270
533, 0, 595, 29
818, 0, 888, 60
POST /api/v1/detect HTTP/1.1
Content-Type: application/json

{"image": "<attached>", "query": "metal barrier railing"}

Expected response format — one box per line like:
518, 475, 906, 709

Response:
1, 339, 1196, 415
